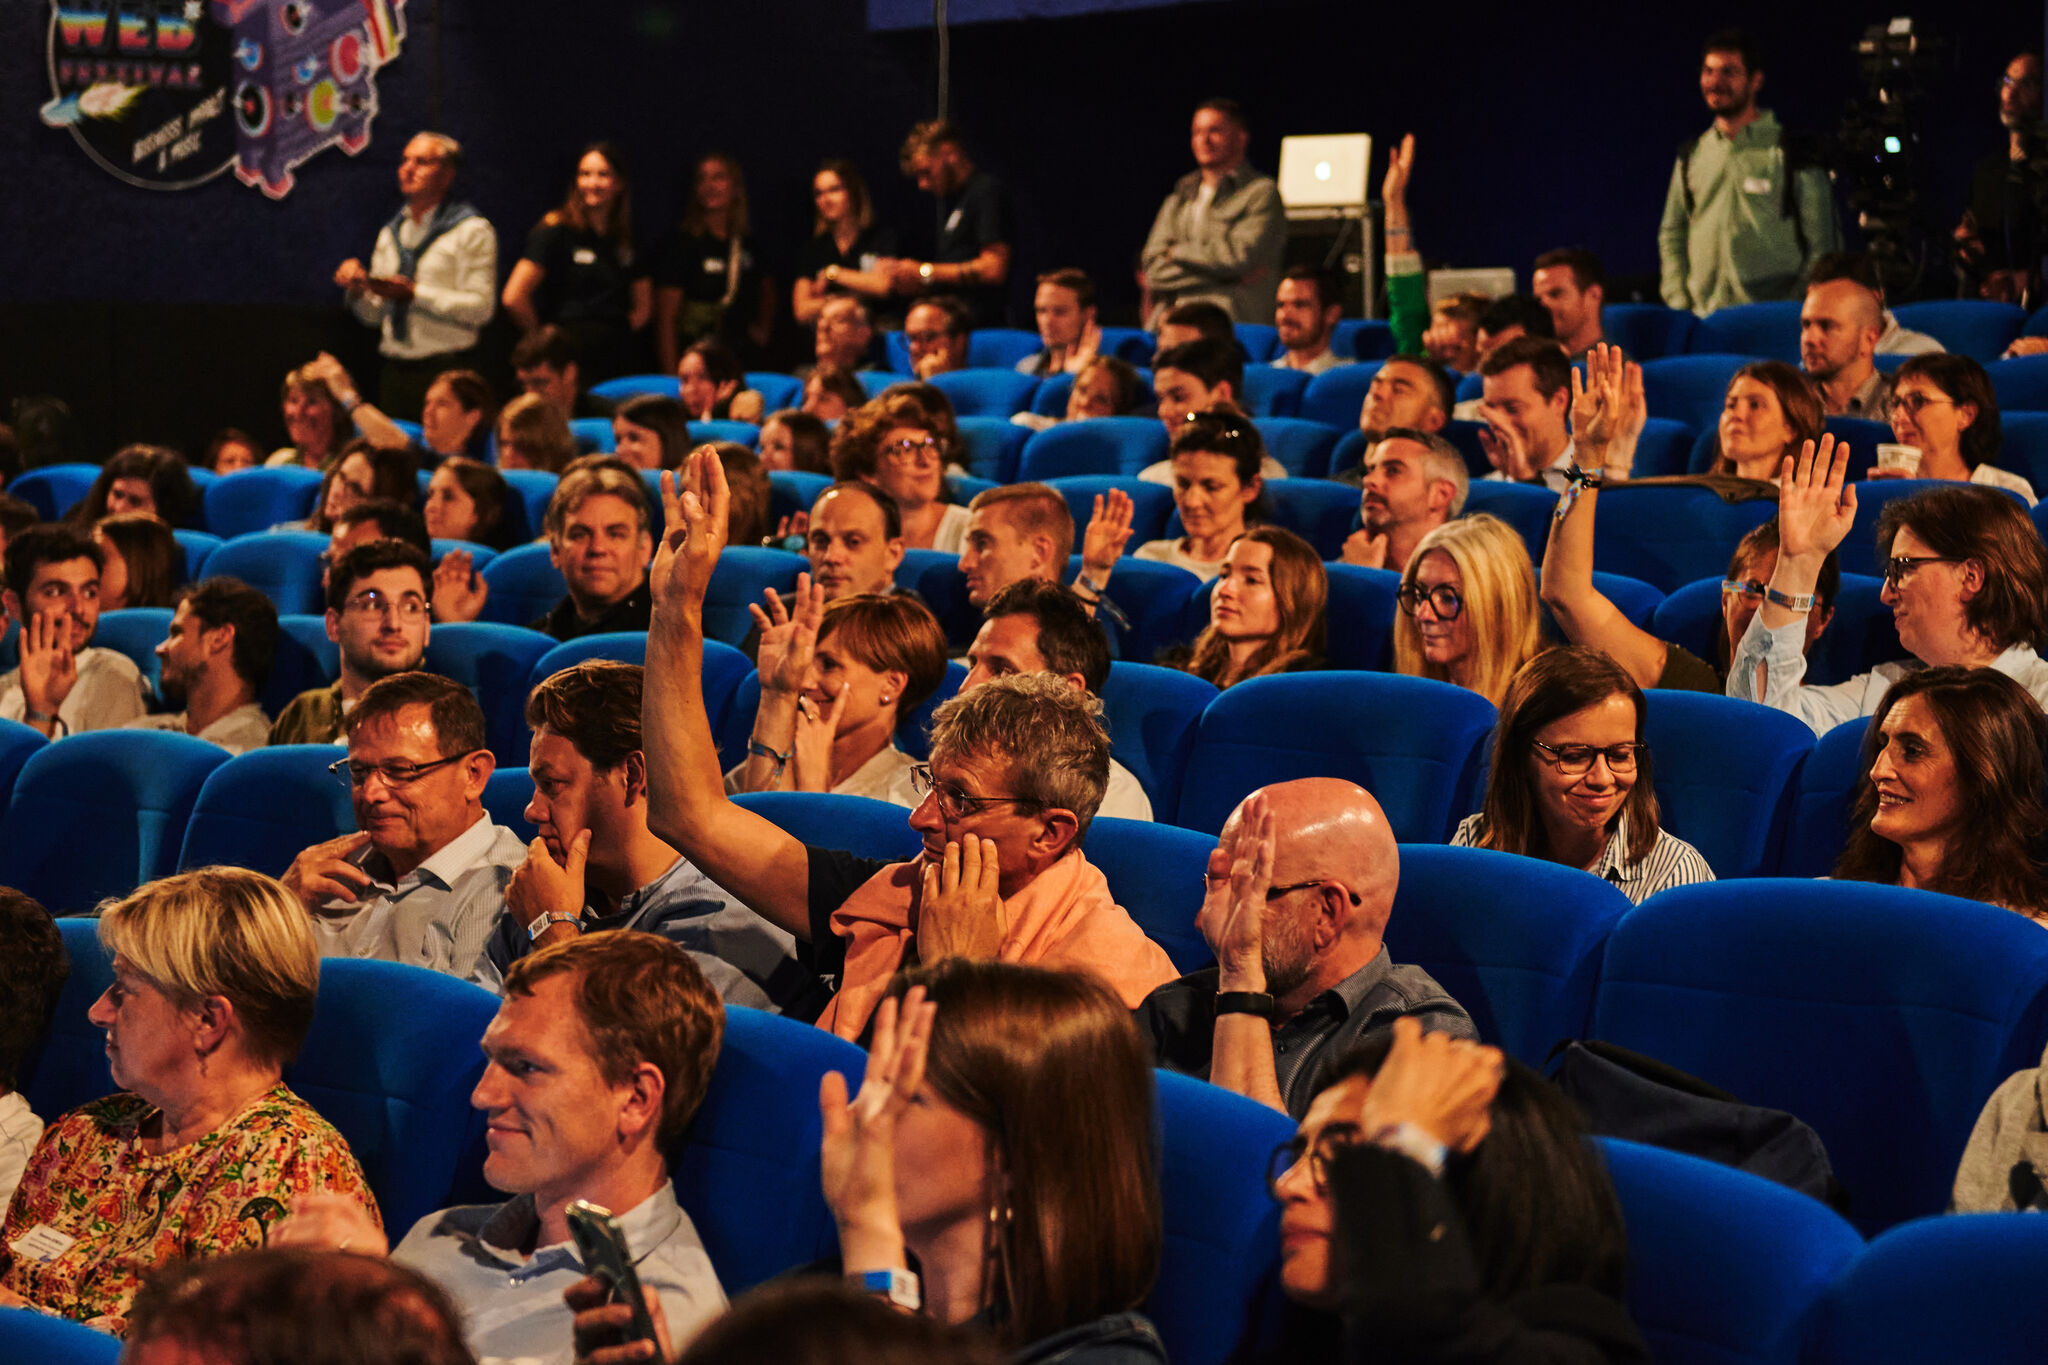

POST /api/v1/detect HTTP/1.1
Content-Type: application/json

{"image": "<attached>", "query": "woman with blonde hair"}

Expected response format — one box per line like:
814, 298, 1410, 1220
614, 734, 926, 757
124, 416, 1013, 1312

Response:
1393, 513, 1543, 706
1166, 526, 1326, 688
494, 392, 578, 473
0, 868, 376, 1334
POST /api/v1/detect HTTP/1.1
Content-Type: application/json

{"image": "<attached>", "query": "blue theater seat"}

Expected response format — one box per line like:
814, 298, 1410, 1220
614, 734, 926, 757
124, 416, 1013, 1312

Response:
178, 745, 355, 876
0, 718, 45, 814
591, 374, 681, 402
1322, 563, 1400, 671
1097, 326, 1156, 366
1778, 716, 1868, 878
476, 543, 567, 626
0, 1307, 122, 1365
690, 419, 761, 449
204, 531, 329, 615
1642, 354, 1755, 435
570, 417, 617, 453
6, 463, 99, 522
1048, 476, 1176, 549
893, 548, 980, 649
267, 612, 342, 718
498, 470, 558, 543
1092, 556, 1205, 667
1689, 301, 1801, 364
1238, 364, 1309, 417
22, 918, 118, 1119
483, 767, 539, 841
1085, 818, 1212, 972
1998, 411, 2048, 489
1590, 483, 1779, 593
768, 470, 834, 528
1386, 845, 1630, 1065
965, 328, 1045, 370
1639, 690, 1811, 878
732, 791, 923, 863
1258, 479, 1363, 559
1233, 322, 1281, 363
1803, 1214, 2048, 1365
1631, 417, 1699, 479
893, 659, 969, 762
1097, 661, 1216, 823
929, 368, 1040, 418
528, 631, 649, 691
422, 622, 557, 764
1889, 300, 2026, 363
954, 415, 1030, 483
703, 546, 804, 645
1333, 319, 1395, 361
1031, 368, 1158, 419
1328, 428, 1370, 478
1019, 417, 1168, 480
1649, 576, 1909, 693
203, 465, 323, 539
1299, 362, 1379, 430
746, 371, 804, 411
174, 529, 222, 582
93, 607, 172, 699
1987, 354, 2048, 412
1252, 416, 1340, 478
1602, 303, 1697, 361
1176, 673, 1495, 843
1593, 878, 2048, 1231
1461, 481, 1558, 567
0, 730, 229, 913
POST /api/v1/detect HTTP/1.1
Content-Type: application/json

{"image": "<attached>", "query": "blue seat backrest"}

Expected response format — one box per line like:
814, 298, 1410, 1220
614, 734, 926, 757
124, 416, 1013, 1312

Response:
1177, 672, 1496, 842
965, 328, 1044, 370
1590, 483, 1779, 593
1252, 417, 1341, 478
768, 470, 834, 528
21, 918, 118, 1121
1779, 717, 1868, 878
0, 718, 46, 814
704, 546, 805, 646
954, 415, 1030, 482
1689, 302, 1801, 364
205, 531, 330, 615
929, 368, 1040, 418
1840, 478, 2028, 578
591, 374, 681, 402
1822, 416, 1893, 481
1588, 571, 1665, 632
268, 613, 342, 718
174, 529, 223, 582
179, 745, 356, 876
1238, 364, 1309, 417
1259, 479, 1363, 559
93, 608, 172, 700
1598, 1137, 1862, 1365
894, 659, 969, 761
670, 1006, 865, 1293
732, 791, 924, 862
893, 548, 980, 649
1461, 482, 1558, 566
1093, 556, 1204, 667
1098, 326, 1156, 366
1646, 575, 1897, 690
498, 470, 559, 544
1632, 417, 1698, 478
1328, 428, 1370, 477
570, 417, 617, 454
0, 731, 229, 913
746, 371, 804, 411
690, 419, 760, 448
1386, 845, 1630, 1065
1098, 661, 1216, 824
1602, 303, 1697, 361
203, 465, 324, 539
477, 543, 567, 627
1642, 354, 1757, 435
1642, 691, 1813, 879
7, 464, 100, 521
1997, 411, 2048, 488
1299, 362, 1382, 428
1802, 1214, 2048, 1365
1233, 323, 1281, 362
483, 767, 539, 842
1987, 354, 2048, 412
528, 631, 649, 693
1323, 563, 1400, 671
1084, 818, 1213, 972
422, 622, 558, 765
1593, 878, 2048, 1232
0, 1307, 123, 1364
1019, 417, 1168, 481
1889, 300, 2026, 362
1334, 319, 1395, 361
1048, 477, 1176, 549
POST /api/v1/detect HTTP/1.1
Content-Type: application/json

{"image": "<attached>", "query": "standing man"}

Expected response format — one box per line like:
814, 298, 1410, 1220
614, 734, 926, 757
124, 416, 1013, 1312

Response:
893, 121, 1013, 328
129, 579, 278, 754
1957, 52, 2046, 305
1272, 267, 1348, 375
1659, 30, 1840, 315
1532, 248, 1611, 359
1141, 99, 1287, 329
272, 540, 433, 746
335, 132, 498, 419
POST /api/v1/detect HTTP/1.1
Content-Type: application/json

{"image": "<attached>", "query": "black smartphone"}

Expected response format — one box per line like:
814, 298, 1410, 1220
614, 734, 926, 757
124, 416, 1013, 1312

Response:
566, 1200, 662, 1355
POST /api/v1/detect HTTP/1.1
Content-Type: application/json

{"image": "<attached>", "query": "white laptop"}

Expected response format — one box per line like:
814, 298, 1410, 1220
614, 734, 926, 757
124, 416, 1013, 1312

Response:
1427, 268, 1518, 306
1277, 134, 1371, 216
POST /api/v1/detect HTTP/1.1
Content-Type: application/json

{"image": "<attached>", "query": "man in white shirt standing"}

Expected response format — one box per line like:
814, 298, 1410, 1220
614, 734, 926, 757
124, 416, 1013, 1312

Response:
335, 132, 497, 420
127, 578, 277, 754
0, 890, 68, 1213
0, 525, 149, 738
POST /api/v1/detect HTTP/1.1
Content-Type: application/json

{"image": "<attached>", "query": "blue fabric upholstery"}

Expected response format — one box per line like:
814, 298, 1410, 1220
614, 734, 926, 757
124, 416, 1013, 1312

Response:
1298, 362, 1380, 429
670, 1005, 864, 1293
475, 543, 567, 626
1047, 476, 1176, 548
1590, 484, 1779, 593
174, 529, 222, 582
690, 419, 761, 448
1461, 481, 1558, 566
0, 1307, 122, 1364
768, 470, 834, 528
929, 368, 1041, 418
205, 531, 330, 615
0, 718, 45, 814
893, 548, 979, 649
1386, 845, 1630, 1065
179, 745, 355, 876
1441, 418, 1493, 480
1589, 571, 1665, 631
1259, 479, 1363, 559
1094, 556, 1205, 666
1098, 661, 1216, 823
285, 960, 501, 1237
1328, 427, 1370, 477
203, 466, 323, 538
966, 328, 1045, 370
1689, 302, 1801, 364
1177, 673, 1496, 842
703, 546, 804, 645
570, 417, 617, 453
1599, 1137, 1862, 1365
1085, 818, 1212, 972
430, 540, 498, 572
1233, 323, 1282, 363
1098, 326, 1157, 366
1804, 1213, 2048, 1365
497, 470, 558, 544
0, 731, 228, 912
1631, 417, 1699, 478
1239, 364, 1309, 417
1149, 1070, 1295, 1365
268, 613, 342, 718
1592, 879, 2048, 1231
92, 608, 172, 699
1821, 416, 1894, 481
483, 766, 539, 842
7, 463, 99, 521
1252, 417, 1341, 478
732, 791, 924, 862
1889, 300, 2027, 363
858, 369, 900, 399
1334, 319, 1396, 361
945, 472, 997, 506
591, 374, 681, 402
1602, 303, 1697, 360
20, 918, 117, 1121
1778, 717, 1867, 878
1998, 410, 2048, 488
422, 622, 558, 765
746, 371, 804, 410
1641, 691, 1812, 879
1987, 354, 2048, 412
954, 415, 1031, 482
1323, 563, 1400, 671
1838, 478, 2028, 578
894, 659, 969, 761
1651, 575, 1902, 691
1642, 354, 1756, 434
527, 631, 649, 693
1019, 418, 1168, 480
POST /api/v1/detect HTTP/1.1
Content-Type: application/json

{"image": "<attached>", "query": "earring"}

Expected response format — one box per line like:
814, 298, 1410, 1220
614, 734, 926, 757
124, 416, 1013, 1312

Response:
879, 694, 891, 704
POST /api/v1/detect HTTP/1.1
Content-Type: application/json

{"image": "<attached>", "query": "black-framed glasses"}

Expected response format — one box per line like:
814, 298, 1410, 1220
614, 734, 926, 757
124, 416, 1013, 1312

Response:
1891, 392, 1954, 417
1396, 582, 1464, 620
1265, 1130, 1361, 1198
1202, 873, 1363, 906
329, 750, 480, 790
907, 764, 1039, 821
1881, 555, 1958, 588
1720, 578, 1769, 601
1531, 739, 1645, 776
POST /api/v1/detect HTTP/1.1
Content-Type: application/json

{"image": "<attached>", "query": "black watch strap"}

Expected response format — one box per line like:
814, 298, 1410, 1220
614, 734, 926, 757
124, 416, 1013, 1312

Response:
1215, 990, 1277, 1019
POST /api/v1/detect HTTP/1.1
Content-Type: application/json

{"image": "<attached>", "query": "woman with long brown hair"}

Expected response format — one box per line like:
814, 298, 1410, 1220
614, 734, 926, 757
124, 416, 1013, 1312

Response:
1166, 526, 1326, 689
1707, 360, 1825, 481
501, 141, 650, 382
792, 159, 900, 327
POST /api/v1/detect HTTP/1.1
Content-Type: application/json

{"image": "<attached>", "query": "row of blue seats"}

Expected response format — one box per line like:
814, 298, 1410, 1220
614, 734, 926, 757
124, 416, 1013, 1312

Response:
20, 899, 2048, 1365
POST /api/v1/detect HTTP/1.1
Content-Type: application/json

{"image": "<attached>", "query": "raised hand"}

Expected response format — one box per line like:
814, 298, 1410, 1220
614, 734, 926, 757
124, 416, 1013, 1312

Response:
819, 987, 936, 1261
1381, 133, 1416, 207
1196, 794, 1274, 992
1775, 433, 1857, 562
772, 509, 809, 545
650, 448, 730, 619
1081, 489, 1135, 581
788, 682, 847, 793
432, 550, 488, 622
1353, 1016, 1506, 1154
915, 833, 1007, 965
1476, 411, 1537, 483
17, 610, 79, 722
751, 574, 824, 696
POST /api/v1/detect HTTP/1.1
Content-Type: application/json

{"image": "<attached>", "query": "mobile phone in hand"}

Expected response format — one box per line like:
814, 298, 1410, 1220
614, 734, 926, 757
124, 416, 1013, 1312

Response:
566, 1200, 662, 1355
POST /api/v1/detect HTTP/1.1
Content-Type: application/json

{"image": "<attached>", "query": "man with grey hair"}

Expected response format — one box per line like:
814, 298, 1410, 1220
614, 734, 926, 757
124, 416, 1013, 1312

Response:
1339, 429, 1468, 571
639, 447, 1178, 1040
1136, 778, 1476, 1118
334, 131, 498, 419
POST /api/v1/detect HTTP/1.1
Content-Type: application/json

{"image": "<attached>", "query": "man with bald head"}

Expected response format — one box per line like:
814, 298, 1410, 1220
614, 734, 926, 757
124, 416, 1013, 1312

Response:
1799, 263, 1892, 419
1134, 779, 1475, 1118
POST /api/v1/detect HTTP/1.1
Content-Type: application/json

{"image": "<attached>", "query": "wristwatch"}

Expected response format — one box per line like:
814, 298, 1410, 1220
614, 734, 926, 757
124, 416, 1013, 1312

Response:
918, 261, 935, 283
526, 911, 581, 941
1215, 990, 1277, 1019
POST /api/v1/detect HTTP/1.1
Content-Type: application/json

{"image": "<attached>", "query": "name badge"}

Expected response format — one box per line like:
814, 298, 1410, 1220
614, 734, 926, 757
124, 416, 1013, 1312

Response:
1741, 176, 1773, 195
703, 257, 727, 275
945, 207, 963, 233
10, 1224, 77, 1263
858, 253, 879, 272
572, 247, 597, 266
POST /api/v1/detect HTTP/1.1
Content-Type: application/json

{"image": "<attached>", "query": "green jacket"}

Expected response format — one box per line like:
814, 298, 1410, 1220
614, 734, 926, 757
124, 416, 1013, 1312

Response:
1658, 110, 1840, 315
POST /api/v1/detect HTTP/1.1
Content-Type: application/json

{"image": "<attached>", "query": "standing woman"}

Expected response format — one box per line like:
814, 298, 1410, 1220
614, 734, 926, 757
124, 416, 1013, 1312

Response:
792, 159, 900, 327
501, 142, 651, 384
655, 152, 775, 372
1164, 526, 1327, 688
1392, 513, 1543, 707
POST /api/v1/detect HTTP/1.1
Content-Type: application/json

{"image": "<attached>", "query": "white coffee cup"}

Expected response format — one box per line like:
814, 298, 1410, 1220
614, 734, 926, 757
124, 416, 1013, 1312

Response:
1875, 443, 1922, 476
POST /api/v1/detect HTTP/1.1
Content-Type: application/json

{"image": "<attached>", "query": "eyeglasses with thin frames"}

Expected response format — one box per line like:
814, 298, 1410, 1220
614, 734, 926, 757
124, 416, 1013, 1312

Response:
330, 750, 480, 790
907, 764, 1039, 821
883, 437, 944, 465
1201, 873, 1363, 906
1890, 392, 1954, 417
1265, 1130, 1361, 1198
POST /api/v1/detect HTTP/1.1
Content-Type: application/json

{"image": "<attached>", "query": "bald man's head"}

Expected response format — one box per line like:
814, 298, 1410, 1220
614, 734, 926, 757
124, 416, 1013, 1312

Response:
1222, 777, 1398, 999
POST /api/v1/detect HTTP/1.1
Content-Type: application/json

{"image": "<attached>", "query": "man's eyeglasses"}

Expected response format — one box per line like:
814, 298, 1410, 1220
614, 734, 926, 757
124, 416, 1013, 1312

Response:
1202, 873, 1363, 906
330, 750, 479, 790
343, 590, 429, 621
1265, 1130, 1361, 1198
1881, 555, 1958, 588
904, 331, 955, 348
1890, 392, 1954, 417
1531, 739, 1645, 776
1396, 583, 1464, 621
908, 764, 1038, 821
883, 437, 944, 465
1720, 578, 1769, 602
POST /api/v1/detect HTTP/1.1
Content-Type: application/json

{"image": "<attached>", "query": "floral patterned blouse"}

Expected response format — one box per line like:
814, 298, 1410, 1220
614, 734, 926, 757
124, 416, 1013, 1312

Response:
0, 1084, 378, 1335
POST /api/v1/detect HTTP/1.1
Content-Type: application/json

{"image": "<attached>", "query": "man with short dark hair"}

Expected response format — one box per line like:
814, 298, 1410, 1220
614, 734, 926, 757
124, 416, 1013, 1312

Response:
441, 460, 654, 639
1477, 336, 1576, 489
1957, 52, 2046, 305
1019, 269, 1101, 376
511, 324, 614, 421
1532, 248, 1610, 359
476, 660, 819, 1014
1273, 267, 1347, 375
893, 121, 1013, 328
904, 295, 972, 379
805, 482, 906, 602
281, 671, 526, 974
1339, 430, 1469, 571
0, 524, 148, 737
1332, 355, 1457, 489
0, 889, 66, 1211
1152, 299, 1235, 354
1660, 28, 1840, 314
328, 499, 433, 584
128, 578, 278, 753
272, 539, 433, 746
1137, 778, 1476, 1118
1141, 98, 1287, 328
1141, 338, 1288, 485
275, 932, 729, 1363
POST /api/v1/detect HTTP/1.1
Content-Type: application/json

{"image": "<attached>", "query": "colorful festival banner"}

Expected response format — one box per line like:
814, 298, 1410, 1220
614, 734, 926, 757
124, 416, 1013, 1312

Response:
39, 0, 405, 198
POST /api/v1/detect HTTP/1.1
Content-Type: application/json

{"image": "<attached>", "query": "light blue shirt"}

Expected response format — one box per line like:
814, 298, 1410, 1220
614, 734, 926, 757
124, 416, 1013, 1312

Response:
1726, 617, 2048, 737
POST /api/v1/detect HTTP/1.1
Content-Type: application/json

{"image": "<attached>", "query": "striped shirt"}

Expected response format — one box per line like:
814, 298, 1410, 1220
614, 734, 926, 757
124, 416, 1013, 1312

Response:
1451, 810, 1715, 905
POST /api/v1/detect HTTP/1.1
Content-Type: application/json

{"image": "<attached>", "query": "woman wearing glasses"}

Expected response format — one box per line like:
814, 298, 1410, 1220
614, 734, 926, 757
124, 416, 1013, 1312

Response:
1730, 441, 2048, 735
729, 586, 949, 808
1452, 647, 1712, 901
1392, 513, 1543, 707
1135, 411, 1270, 581
1879, 354, 2036, 505
1268, 1018, 1647, 1362
1164, 525, 1326, 688
832, 392, 971, 552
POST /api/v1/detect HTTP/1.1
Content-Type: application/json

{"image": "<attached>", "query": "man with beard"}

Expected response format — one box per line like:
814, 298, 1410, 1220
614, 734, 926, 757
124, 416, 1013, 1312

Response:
270, 540, 432, 746
1134, 778, 1475, 1119
1337, 431, 1467, 572
128, 578, 277, 753
1272, 267, 1348, 375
